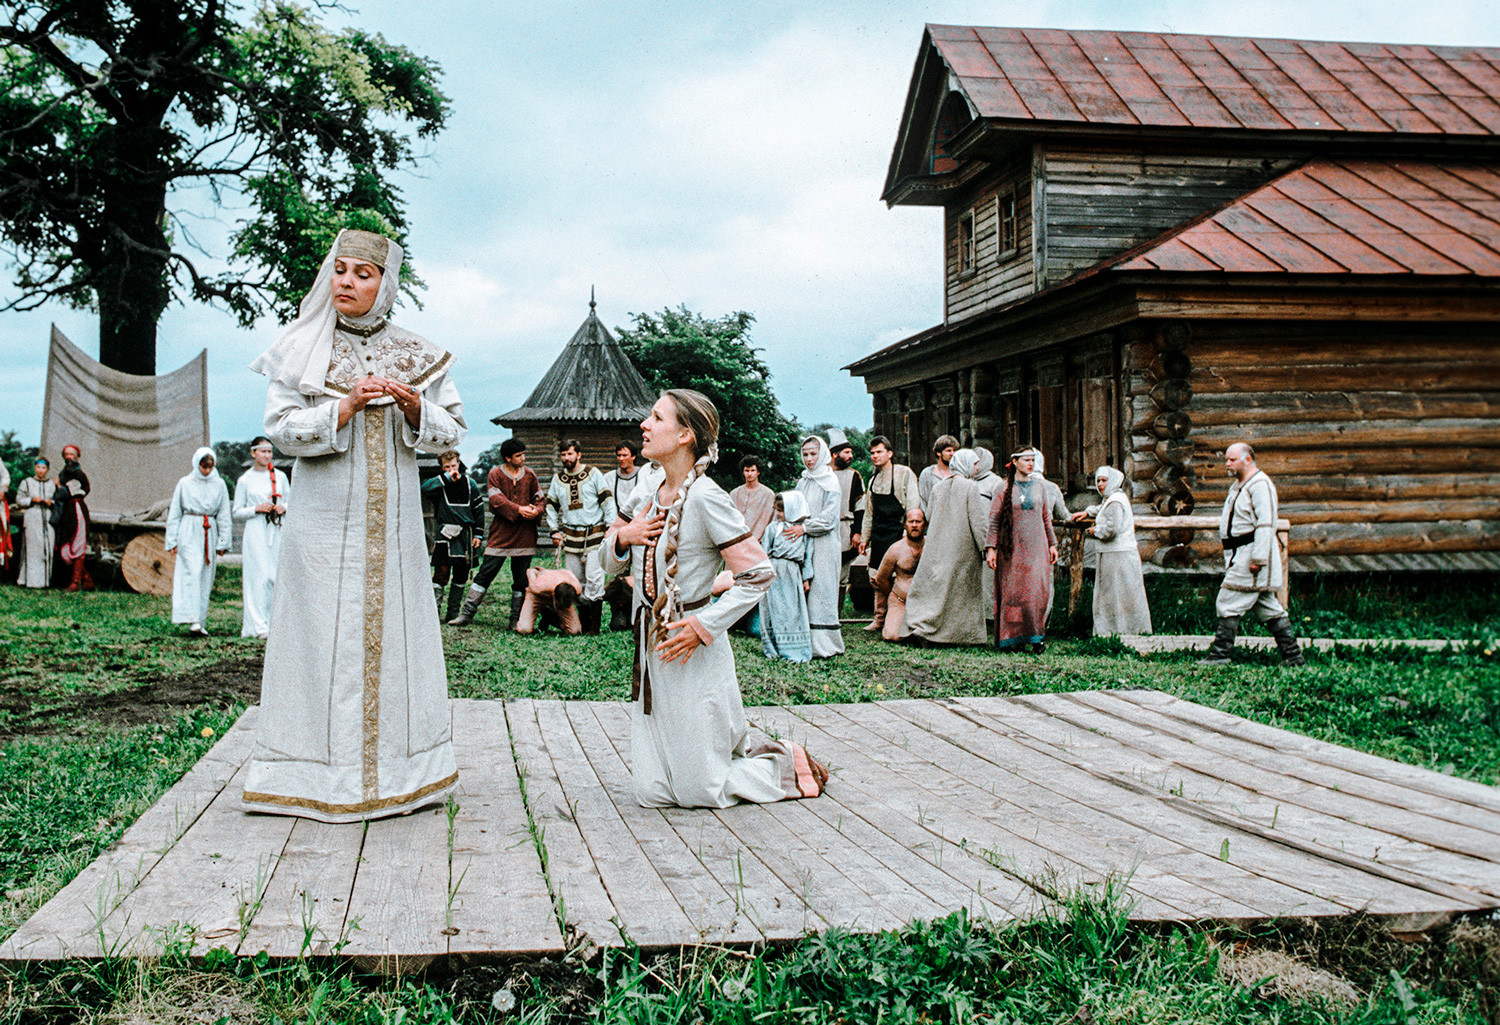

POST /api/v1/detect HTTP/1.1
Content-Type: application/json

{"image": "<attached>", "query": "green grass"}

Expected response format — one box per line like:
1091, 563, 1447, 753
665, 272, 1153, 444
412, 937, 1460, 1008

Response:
0, 570, 1496, 1023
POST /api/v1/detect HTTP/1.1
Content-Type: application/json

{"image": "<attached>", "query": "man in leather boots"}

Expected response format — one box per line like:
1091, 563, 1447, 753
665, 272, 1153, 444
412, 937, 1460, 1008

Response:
1199, 443, 1304, 667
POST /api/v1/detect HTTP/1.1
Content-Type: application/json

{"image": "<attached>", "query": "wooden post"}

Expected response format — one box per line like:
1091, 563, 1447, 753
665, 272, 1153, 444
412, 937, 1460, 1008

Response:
1277, 525, 1291, 613
1065, 522, 1088, 615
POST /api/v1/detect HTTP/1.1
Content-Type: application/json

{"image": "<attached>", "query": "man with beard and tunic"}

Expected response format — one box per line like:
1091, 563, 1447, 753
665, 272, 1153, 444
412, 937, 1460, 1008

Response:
165, 448, 232, 636
873, 507, 925, 642
827, 430, 865, 613
986, 447, 1059, 653
242, 228, 463, 822
421, 450, 485, 624
546, 439, 614, 633
917, 434, 958, 514
904, 449, 990, 646
858, 436, 920, 633
1199, 443, 1304, 666
233, 437, 290, 639
15, 458, 56, 588
790, 435, 845, 658
55, 444, 91, 591
450, 438, 544, 628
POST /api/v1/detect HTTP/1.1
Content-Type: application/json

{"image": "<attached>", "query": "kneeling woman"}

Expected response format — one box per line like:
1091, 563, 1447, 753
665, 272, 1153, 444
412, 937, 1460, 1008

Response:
604, 390, 827, 808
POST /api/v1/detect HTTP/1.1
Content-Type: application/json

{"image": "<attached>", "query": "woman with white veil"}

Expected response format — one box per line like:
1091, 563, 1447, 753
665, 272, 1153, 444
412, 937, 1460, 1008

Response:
903, 448, 990, 646
1072, 466, 1152, 636
241, 229, 465, 823
790, 435, 845, 658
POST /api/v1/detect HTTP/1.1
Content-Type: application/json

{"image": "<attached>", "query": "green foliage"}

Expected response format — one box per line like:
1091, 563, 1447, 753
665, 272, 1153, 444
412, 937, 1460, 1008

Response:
615, 307, 803, 490
0, 430, 39, 492
469, 439, 509, 486
0, 1, 448, 370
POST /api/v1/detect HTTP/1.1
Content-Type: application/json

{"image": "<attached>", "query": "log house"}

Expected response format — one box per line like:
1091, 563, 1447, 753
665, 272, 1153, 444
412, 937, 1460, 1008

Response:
848, 26, 1500, 570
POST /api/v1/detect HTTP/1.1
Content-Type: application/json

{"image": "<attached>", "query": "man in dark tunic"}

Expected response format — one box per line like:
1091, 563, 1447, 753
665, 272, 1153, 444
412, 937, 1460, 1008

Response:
421, 450, 486, 622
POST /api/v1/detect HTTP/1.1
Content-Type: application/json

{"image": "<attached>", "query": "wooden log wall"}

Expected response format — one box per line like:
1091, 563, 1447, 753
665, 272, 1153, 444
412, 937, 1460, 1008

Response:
1125, 320, 1500, 564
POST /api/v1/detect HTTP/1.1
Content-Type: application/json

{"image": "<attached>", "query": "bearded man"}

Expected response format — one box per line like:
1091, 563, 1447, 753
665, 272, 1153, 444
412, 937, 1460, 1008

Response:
546, 439, 615, 633
873, 507, 926, 642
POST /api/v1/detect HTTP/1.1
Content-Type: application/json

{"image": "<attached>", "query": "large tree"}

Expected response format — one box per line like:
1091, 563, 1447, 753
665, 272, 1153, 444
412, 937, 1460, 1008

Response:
0, 0, 447, 375
615, 306, 803, 490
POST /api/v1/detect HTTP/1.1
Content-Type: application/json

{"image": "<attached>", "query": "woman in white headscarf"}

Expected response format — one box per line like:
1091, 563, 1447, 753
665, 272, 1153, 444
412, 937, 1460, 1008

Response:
972, 448, 1002, 628
241, 228, 465, 823
165, 448, 232, 636
903, 448, 991, 646
759, 490, 814, 663
790, 435, 845, 658
1071, 466, 1152, 636
986, 447, 1059, 653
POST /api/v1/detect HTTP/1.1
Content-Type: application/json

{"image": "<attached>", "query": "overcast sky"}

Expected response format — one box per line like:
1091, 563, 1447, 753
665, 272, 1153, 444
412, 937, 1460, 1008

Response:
3, 0, 1496, 463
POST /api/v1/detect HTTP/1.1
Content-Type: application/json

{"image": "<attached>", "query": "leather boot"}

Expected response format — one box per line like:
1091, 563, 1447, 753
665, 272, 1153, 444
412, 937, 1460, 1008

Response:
579, 599, 601, 636
506, 590, 525, 631
1197, 616, 1241, 665
447, 585, 486, 626
444, 584, 466, 624
836, 585, 846, 619
608, 594, 631, 632
65, 558, 86, 592
865, 589, 887, 632
1267, 615, 1306, 666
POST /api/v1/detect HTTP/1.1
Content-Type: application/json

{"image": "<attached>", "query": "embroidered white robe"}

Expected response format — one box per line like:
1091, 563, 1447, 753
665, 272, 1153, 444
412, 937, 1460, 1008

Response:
233, 466, 291, 637
166, 470, 232, 625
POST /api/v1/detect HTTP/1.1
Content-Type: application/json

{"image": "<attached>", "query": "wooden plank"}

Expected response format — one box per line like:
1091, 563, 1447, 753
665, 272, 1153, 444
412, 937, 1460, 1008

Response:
784, 702, 1194, 918
93, 754, 298, 956
505, 699, 620, 948
569, 702, 763, 945
1074, 691, 1500, 837
447, 699, 562, 957
1, 709, 256, 960
1111, 690, 1500, 815
338, 799, 451, 970
848, 700, 1307, 920
235, 817, 364, 958
1005, 694, 1499, 900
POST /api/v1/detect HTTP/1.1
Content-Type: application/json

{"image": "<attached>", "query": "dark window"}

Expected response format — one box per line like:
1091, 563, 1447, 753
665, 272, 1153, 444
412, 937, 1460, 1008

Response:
957, 211, 976, 275
997, 190, 1018, 257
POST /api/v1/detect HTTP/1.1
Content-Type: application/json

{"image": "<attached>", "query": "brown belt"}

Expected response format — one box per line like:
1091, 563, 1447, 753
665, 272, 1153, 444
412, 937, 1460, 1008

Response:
632, 595, 712, 715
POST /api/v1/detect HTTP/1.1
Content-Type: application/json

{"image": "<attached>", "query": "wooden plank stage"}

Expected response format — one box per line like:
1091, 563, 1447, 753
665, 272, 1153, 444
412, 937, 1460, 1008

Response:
5, 691, 1498, 964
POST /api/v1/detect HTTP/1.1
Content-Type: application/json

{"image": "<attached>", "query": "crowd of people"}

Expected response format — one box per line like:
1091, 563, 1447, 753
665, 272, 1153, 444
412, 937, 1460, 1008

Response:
3, 445, 95, 592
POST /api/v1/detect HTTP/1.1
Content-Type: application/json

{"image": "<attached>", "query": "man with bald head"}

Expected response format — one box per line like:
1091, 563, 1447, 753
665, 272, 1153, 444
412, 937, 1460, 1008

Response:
1200, 443, 1303, 666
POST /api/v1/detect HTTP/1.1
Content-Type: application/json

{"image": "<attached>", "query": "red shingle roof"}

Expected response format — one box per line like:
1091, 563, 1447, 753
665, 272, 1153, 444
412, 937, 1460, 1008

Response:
930, 26, 1500, 135
1115, 160, 1500, 274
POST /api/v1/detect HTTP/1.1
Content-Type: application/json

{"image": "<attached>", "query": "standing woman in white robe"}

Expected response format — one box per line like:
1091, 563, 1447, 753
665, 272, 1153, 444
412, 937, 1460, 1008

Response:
603, 390, 827, 808
242, 229, 465, 823
15, 459, 56, 588
791, 436, 846, 658
233, 436, 290, 638
165, 448, 232, 635
1072, 466, 1153, 636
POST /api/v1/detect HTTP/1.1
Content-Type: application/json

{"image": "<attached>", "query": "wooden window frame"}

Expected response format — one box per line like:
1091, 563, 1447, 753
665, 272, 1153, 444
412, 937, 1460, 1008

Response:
997, 189, 1018, 259
956, 209, 976, 278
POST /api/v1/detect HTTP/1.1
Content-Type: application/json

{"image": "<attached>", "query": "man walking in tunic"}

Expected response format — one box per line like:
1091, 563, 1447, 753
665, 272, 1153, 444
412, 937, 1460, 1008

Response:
828, 430, 864, 614
546, 439, 614, 633
421, 450, 485, 623
918, 434, 958, 513
859, 436, 920, 632
873, 507, 925, 642
1199, 443, 1304, 666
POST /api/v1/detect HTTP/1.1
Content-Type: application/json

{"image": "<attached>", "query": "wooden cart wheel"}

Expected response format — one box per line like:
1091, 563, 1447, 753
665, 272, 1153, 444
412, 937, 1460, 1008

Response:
121, 531, 175, 595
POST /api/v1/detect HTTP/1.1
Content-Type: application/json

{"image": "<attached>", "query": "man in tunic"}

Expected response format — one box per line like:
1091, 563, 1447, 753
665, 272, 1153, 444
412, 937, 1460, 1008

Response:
598, 441, 644, 631
904, 449, 990, 645
451, 438, 543, 627
165, 447, 232, 636
514, 564, 583, 635
873, 507, 925, 642
243, 228, 463, 822
232, 437, 291, 638
730, 455, 776, 544
546, 439, 614, 633
421, 449, 485, 623
859, 435, 921, 633
15, 458, 56, 588
828, 429, 865, 612
55, 444, 91, 591
917, 434, 959, 513
1200, 443, 1304, 666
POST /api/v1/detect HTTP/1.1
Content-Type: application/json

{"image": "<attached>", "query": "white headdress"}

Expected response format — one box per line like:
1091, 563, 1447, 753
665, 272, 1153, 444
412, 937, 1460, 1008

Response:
799, 435, 840, 495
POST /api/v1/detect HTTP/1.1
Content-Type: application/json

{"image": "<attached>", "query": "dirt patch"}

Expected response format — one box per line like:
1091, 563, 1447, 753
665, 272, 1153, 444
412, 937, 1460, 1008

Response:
1214, 942, 1359, 1008
0, 653, 263, 744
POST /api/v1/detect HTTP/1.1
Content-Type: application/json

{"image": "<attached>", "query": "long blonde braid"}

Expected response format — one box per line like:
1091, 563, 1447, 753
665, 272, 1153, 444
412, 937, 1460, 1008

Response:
649, 390, 720, 647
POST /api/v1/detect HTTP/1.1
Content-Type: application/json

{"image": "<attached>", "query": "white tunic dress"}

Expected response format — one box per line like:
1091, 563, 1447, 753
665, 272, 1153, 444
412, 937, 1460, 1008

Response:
166, 468, 233, 625
15, 477, 56, 588
602, 477, 785, 808
794, 481, 845, 658
242, 322, 465, 823
233, 466, 291, 637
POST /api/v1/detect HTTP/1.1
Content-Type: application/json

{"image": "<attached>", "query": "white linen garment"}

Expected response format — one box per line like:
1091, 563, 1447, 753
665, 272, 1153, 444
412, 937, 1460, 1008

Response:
165, 450, 233, 626
233, 465, 291, 637
15, 476, 56, 588
795, 435, 846, 658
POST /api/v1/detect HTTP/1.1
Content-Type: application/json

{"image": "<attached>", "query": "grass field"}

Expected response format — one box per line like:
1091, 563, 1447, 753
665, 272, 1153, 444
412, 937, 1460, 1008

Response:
0, 569, 1496, 1023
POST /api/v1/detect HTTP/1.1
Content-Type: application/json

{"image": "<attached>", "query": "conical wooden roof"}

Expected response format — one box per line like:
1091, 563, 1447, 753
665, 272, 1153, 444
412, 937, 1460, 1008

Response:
493, 296, 656, 425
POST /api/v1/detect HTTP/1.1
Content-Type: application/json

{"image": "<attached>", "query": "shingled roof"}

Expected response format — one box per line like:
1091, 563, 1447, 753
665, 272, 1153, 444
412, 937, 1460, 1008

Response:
926, 26, 1500, 135
1114, 159, 1500, 275
493, 296, 655, 426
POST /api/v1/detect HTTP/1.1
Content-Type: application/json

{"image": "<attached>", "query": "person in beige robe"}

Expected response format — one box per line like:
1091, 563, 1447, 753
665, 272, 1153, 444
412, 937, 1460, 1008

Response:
903, 449, 990, 646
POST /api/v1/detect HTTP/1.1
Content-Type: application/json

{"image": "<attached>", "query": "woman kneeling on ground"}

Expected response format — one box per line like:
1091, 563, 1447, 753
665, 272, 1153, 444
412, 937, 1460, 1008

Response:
603, 389, 828, 808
